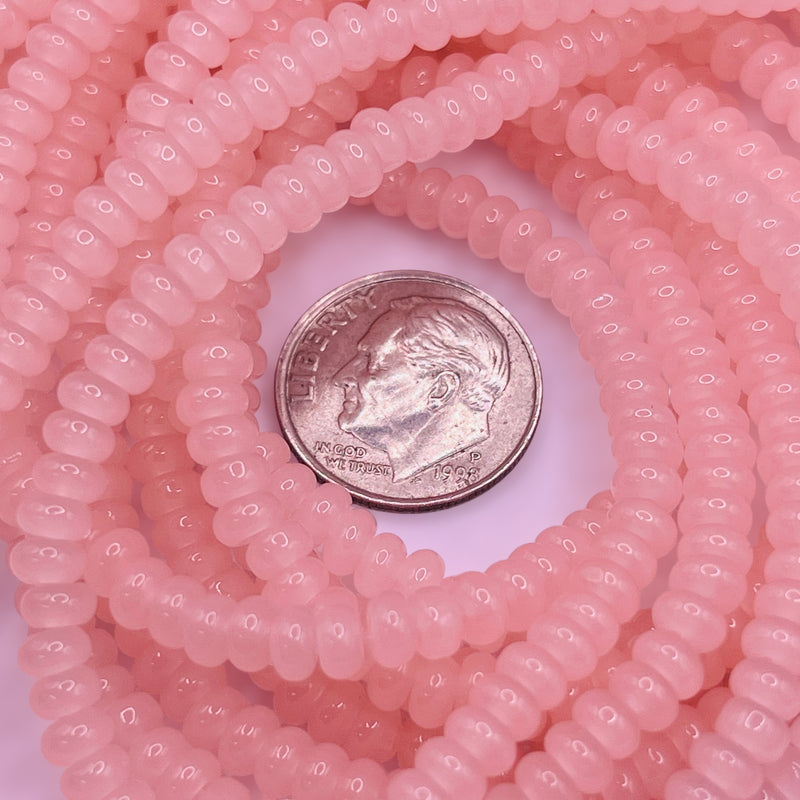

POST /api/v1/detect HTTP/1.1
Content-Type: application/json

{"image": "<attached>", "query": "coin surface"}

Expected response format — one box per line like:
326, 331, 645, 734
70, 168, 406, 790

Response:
275, 271, 542, 511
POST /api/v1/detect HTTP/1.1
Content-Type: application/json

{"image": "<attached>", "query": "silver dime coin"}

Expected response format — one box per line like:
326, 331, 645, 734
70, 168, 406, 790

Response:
274, 271, 543, 511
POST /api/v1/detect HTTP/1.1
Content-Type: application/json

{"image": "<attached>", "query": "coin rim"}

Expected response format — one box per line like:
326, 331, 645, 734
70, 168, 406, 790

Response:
274, 270, 543, 512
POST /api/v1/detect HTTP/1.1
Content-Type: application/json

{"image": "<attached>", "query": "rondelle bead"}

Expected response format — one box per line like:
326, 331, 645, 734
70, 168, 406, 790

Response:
689, 733, 764, 800
408, 657, 459, 729
41, 707, 115, 768
182, 686, 247, 751
154, 746, 221, 800
103, 158, 169, 224
608, 659, 679, 732
253, 726, 314, 799
83, 335, 154, 396
160, 662, 227, 724
18, 625, 92, 678
218, 704, 278, 776
366, 590, 416, 669
30, 664, 102, 719
410, 585, 463, 660
60, 743, 129, 800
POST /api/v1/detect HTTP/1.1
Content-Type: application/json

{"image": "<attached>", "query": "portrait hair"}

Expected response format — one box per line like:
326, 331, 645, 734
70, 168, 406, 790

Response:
388, 295, 510, 412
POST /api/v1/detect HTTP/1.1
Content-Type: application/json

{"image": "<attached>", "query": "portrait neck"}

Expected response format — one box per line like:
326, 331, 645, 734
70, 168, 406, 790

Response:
388, 403, 490, 482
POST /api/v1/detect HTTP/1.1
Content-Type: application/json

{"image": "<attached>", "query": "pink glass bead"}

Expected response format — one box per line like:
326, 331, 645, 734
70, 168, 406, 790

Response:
444, 702, 516, 775
314, 587, 365, 679
325, 129, 383, 198
415, 737, 486, 800
135, 131, 198, 197
254, 727, 314, 800
183, 686, 247, 751
30, 664, 102, 719
608, 660, 679, 732
515, 751, 581, 800
449, 571, 508, 647
195, 777, 249, 800
60, 743, 129, 800
168, 12, 229, 68
469, 671, 541, 740
366, 590, 416, 668
128, 726, 188, 784
289, 18, 343, 83
18, 625, 92, 678
154, 746, 221, 800
408, 657, 459, 729
108, 558, 171, 630
689, 733, 763, 800
8, 56, 71, 112
105, 692, 164, 748
160, 662, 226, 724
42, 707, 115, 768
103, 158, 169, 224
218, 704, 277, 776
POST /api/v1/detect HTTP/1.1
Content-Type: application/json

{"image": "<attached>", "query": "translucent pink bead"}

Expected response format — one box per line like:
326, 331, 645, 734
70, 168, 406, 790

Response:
42, 707, 115, 768
183, 686, 247, 751
154, 747, 221, 800
366, 590, 415, 668
7, 56, 71, 111
82, 334, 154, 396
135, 131, 198, 197
108, 558, 171, 630
608, 660, 679, 732
228, 63, 291, 132
42, 408, 115, 462
289, 18, 343, 83
449, 571, 507, 647
254, 726, 314, 799
51, 216, 117, 278
353, 532, 406, 597
30, 664, 102, 719
415, 737, 486, 800
60, 743, 130, 800
314, 587, 365, 679
715, 695, 789, 764
144, 44, 208, 99
515, 751, 581, 800
1, 283, 69, 343
168, 12, 229, 69
324, 129, 383, 198
218, 704, 277, 776
469, 672, 541, 740
291, 145, 349, 213
105, 692, 164, 748
128, 726, 188, 784
196, 777, 249, 800
125, 83, 180, 131
164, 105, 223, 171
444, 702, 516, 775
292, 742, 348, 800
565, 93, 616, 160
689, 733, 763, 800
406, 167, 450, 230
408, 657, 459, 729
450, 71, 504, 141
545, 720, 614, 794
467, 195, 519, 261
18, 626, 92, 678
262, 164, 321, 233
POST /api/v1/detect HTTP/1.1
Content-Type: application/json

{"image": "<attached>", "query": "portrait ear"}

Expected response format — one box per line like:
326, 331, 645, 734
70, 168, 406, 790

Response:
428, 371, 459, 410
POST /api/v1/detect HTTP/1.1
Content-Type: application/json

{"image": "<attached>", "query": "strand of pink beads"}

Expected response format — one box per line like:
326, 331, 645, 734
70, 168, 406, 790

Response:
2, 1, 800, 799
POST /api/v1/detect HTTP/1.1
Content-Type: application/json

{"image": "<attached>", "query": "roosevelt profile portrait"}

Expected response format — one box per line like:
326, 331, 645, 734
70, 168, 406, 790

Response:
333, 295, 510, 482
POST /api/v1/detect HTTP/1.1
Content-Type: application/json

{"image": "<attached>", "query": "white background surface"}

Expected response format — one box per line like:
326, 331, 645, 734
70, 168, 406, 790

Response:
0, 142, 614, 798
